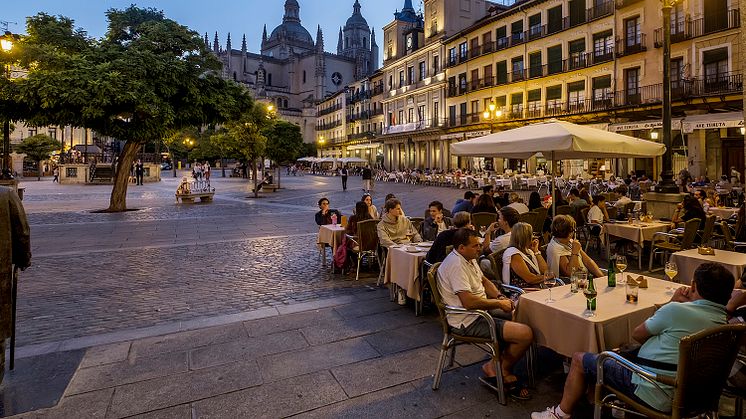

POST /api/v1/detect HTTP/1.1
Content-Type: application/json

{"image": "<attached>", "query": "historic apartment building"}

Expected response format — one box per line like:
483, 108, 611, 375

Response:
317, 0, 743, 181
213, 0, 379, 144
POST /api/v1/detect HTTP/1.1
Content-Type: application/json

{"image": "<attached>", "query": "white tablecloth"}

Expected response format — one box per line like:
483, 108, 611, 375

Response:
515, 277, 674, 357
318, 224, 346, 253
709, 207, 739, 219
384, 245, 427, 301
604, 221, 670, 246
670, 248, 746, 285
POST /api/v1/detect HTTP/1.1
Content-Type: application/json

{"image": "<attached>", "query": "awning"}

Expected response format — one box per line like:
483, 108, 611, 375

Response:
682, 111, 744, 132
608, 119, 682, 132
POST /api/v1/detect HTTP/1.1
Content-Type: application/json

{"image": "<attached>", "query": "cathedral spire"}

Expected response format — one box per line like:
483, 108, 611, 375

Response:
262, 24, 268, 44
316, 25, 324, 52
213, 31, 220, 53
241, 34, 247, 52
370, 28, 376, 49
226, 33, 232, 51
353, 0, 362, 15
403, 0, 414, 12
282, 0, 301, 24
204, 32, 210, 49
337, 27, 343, 54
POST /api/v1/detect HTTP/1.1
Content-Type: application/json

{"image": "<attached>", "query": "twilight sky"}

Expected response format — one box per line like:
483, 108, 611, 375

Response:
2, 0, 414, 56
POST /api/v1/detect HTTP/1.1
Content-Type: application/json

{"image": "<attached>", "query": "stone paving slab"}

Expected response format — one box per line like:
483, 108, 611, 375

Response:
189, 329, 308, 370
299, 308, 429, 346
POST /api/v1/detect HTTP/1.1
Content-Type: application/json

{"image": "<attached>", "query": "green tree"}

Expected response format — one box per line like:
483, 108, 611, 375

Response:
13, 8, 252, 211
264, 120, 303, 165
222, 104, 272, 197
15, 134, 62, 180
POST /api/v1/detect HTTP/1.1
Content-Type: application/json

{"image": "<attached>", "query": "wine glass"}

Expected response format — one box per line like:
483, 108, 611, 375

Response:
544, 271, 556, 303
583, 286, 598, 318
664, 261, 678, 292
616, 255, 628, 285
479, 225, 487, 237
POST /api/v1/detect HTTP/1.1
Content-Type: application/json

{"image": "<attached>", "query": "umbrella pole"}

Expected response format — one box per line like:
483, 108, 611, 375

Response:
551, 151, 556, 217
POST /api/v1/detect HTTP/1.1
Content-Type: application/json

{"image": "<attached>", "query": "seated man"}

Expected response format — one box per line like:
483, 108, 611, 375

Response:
377, 198, 422, 247
421, 201, 453, 241
425, 211, 472, 264
532, 262, 734, 418
438, 228, 534, 399
507, 193, 530, 214
314, 197, 342, 226
452, 191, 478, 214
613, 185, 632, 209
252, 171, 274, 192
483, 206, 520, 254
546, 215, 604, 279
567, 188, 588, 208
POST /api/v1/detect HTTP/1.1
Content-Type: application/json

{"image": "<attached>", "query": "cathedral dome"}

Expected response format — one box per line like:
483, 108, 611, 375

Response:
268, 22, 314, 45
345, 0, 369, 29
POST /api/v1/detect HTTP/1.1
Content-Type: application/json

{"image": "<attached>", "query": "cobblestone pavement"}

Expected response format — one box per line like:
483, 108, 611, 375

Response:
16, 173, 475, 347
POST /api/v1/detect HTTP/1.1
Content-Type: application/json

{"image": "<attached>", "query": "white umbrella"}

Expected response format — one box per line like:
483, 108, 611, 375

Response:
297, 156, 319, 162
339, 157, 367, 164
450, 119, 666, 213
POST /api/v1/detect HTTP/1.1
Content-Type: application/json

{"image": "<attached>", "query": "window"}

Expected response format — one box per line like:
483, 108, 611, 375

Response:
448, 48, 457, 66
483, 64, 493, 86
671, 57, 684, 93
593, 30, 613, 60
704, 0, 728, 33
624, 16, 641, 47
547, 6, 563, 34
267, 73, 272, 86
48, 128, 57, 140
388, 75, 393, 90
547, 45, 563, 75
433, 55, 440, 74
495, 95, 507, 107
510, 92, 523, 116
407, 66, 414, 84
511, 20, 524, 44
399, 70, 405, 87
496, 26, 508, 48
448, 76, 457, 96
398, 110, 404, 125
527, 89, 541, 116
671, 3, 685, 37
459, 102, 468, 125
703, 47, 729, 89
28, 128, 37, 137
592, 75, 611, 106
567, 80, 585, 110
529, 51, 542, 78
528, 13, 542, 38
568, 38, 586, 69
470, 37, 480, 57
545, 85, 562, 114
433, 101, 439, 124
569, 0, 586, 26
449, 105, 457, 126
471, 100, 480, 122
458, 73, 467, 93
408, 108, 414, 123
459, 42, 468, 60
418, 105, 425, 122
482, 32, 493, 53
624, 67, 641, 103
419, 61, 426, 80
496, 61, 508, 84
511, 56, 525, 82
471, 69, 479, 90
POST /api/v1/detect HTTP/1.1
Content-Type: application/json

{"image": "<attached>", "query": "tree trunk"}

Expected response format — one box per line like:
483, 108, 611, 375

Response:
252, 159, 258, 198
107, 141, 141, 212
37, 161, 41, 181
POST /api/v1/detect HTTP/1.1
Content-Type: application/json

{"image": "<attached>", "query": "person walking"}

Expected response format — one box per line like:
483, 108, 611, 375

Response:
52, 167, 59, 183
134, 159, 144, 185
340, 165, 349, 191
361, 165, 373, 193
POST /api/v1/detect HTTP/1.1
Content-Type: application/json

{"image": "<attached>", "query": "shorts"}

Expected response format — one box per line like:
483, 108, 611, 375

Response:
456, 312, 507, 346
582, 353, 647, 406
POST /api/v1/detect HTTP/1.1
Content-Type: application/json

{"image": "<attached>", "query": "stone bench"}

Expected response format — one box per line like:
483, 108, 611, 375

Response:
175, 191, 214, 203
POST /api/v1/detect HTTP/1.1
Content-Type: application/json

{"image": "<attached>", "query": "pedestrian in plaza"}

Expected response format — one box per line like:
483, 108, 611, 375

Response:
134, 159, 144, 185
340, 165, 349, 191
361, 165, 373, 193
52, 167, 59, 183
0, 186, 32, 383
204, 161, 211, 184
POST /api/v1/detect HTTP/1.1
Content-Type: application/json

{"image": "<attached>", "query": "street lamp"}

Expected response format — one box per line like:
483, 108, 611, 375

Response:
482, 101, 503, 133
183, 138, 195, 170
657, 0, 684, 193
1, 31, 15, 180
650, 131, 659, 140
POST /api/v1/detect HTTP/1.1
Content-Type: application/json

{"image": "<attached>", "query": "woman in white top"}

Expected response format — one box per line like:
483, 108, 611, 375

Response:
501, 222, 547, 288
587, 195, 609, 236
546, 215, 604, 279
362, 193, 379, 219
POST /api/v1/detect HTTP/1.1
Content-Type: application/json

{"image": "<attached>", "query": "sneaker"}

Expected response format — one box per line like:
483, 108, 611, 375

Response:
531, 406, 566, 419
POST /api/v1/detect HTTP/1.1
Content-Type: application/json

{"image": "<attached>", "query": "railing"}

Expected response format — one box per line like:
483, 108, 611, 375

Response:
316, 120, 343, 131
616, 0, 644, 8
444, 2, 613, 69
317, 103, 342, 117
446, 49, 614, 98
653, 9, 740, 47
615, 33, 647, 57
347, 131, 381, 141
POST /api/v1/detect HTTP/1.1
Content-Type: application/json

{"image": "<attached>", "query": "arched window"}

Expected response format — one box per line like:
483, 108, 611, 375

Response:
283, 99, 288, 108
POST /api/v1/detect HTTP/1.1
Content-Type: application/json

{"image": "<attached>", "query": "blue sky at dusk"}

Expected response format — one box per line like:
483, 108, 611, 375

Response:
2, 0, 413, 56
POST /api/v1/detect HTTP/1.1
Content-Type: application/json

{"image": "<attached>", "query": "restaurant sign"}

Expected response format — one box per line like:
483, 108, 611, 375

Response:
465, 130, 491, 139
682, 119, 744, 133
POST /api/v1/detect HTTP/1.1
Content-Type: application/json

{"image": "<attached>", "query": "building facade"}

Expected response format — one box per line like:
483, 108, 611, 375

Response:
214, 0, 379, 144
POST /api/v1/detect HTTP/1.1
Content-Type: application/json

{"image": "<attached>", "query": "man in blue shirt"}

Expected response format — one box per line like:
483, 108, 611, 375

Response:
452, 191, 479, 214
532, 262, 734, 419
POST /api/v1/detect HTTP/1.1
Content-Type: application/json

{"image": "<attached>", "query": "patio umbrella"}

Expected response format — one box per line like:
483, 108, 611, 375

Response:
339, 157, 367, 164
450, 119, 666, 213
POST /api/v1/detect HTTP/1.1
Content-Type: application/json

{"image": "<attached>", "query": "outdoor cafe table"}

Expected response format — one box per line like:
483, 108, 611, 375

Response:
670, 248, 746, 285
317, 224, 345, 267
515, 277, 674, 358
708, 206, 739, 220
604, 220, 671, 270
383, 244, 428, 302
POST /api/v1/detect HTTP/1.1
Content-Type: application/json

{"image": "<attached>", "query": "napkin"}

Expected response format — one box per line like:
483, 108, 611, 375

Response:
627, 275, 648, 288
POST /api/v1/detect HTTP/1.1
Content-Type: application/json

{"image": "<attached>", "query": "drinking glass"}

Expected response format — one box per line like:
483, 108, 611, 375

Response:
616, 255, 628, 285
664, 261, 678, 292
544, 271, 556, 303
583, 287, 598, 317
626, 283, 639, 303
576, 270, 588, 291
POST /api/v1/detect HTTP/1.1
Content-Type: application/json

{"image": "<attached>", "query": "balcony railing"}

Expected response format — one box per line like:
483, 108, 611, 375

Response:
653, 9, 740, 47
315, 120, 343, 131
615, 33, 647, 57
317, 103, 342, 117
615, 0, 643, 9
347, 130, 381, 141
438, 72, 742, 128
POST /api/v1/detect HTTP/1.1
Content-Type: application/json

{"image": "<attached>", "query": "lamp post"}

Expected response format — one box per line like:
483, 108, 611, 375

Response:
1, 31, 14, 180
482, 101, 503, 134
183, 138, 195, 171
657, 0, 682, 193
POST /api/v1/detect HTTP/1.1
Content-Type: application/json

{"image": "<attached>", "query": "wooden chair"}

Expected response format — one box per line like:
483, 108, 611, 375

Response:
346, 219, 380, 281
472, 212, 497, 232
427, 262, 508, 405
593, 323, 746, 419
648, 218, 700, 272
719, 221, 746, 252
606, 206, 618, 221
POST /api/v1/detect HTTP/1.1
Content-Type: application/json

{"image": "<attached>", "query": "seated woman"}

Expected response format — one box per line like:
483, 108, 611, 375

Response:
315, 197, 342, 225
346, 201, 373, 246
528, 191, 543, 211
586, 195, 609, 236
471, 193, 498, 214
671, 195, 706, 229
501, 222, 548, 288
362, 193, 379, 219
547, 215, 604, 279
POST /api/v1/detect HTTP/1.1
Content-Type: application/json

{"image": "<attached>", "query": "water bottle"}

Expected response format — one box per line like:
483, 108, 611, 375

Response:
608, 255, 617, 287
331, 213, 338, 226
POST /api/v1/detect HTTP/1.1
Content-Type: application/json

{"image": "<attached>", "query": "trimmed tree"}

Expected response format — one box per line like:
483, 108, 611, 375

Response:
15, 134, 62, 180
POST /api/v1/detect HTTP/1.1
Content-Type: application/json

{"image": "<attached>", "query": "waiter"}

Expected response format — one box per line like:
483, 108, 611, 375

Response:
0, 186, 31, 382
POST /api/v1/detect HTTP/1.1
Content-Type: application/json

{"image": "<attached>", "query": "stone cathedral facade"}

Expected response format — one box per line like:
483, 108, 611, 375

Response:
209, 0, 379, 144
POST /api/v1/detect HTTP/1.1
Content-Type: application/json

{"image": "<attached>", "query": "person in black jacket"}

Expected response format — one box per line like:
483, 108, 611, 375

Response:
315, 197, 342, 225
340, 165, 349, 191
421, 201, 454, 241
425, 211, 472, 263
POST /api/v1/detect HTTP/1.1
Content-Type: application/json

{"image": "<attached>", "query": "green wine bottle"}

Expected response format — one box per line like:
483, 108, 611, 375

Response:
608, 255, 616, 287
586, 277, 597, 311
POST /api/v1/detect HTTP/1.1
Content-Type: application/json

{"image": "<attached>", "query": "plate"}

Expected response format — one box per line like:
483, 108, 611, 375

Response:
418, 242, 433, 247
405, 247, 424, 253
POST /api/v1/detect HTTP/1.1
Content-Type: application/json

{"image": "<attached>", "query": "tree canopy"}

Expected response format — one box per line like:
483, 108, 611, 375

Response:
14, 134, 61, 180
264, 120, 304, 165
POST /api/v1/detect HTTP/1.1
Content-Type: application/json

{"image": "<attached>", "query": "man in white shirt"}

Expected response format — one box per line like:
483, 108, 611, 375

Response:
438, 228, 534, 398
506, 192, 530, 214
483, 206, 520, 254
